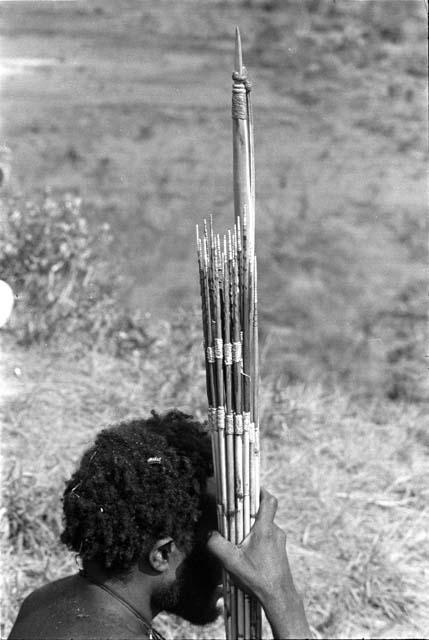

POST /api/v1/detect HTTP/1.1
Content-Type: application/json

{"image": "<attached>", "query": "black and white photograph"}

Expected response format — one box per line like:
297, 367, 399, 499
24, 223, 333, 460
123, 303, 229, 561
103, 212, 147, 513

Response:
0, 1, 427, 638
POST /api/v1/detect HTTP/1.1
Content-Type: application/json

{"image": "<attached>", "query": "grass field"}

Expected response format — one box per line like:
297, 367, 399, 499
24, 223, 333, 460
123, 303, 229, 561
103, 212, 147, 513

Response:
1, 1, 428, 638
2, 337, 428, 638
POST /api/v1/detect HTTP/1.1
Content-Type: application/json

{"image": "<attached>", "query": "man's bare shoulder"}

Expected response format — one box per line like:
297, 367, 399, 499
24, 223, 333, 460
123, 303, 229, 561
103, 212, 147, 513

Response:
8, 575, 150, 640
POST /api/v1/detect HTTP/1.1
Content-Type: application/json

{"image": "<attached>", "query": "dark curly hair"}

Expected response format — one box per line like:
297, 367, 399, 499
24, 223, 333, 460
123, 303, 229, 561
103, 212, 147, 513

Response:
61, 410, 213, 577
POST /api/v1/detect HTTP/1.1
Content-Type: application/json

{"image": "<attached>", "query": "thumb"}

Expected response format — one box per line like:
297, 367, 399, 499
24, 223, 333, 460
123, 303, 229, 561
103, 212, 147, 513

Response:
206, 531, 239, 572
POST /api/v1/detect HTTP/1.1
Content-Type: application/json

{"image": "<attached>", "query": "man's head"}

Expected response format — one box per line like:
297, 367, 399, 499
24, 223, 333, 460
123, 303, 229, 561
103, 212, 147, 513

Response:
61, 410, 222, 624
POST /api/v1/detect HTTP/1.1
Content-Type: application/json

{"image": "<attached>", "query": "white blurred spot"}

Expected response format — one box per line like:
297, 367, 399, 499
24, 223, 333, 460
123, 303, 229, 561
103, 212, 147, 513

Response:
0, 280, 14, 327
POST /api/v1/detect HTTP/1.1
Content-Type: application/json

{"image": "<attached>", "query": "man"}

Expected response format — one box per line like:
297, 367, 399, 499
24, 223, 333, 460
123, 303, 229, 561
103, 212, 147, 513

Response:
9, 410, 310, 639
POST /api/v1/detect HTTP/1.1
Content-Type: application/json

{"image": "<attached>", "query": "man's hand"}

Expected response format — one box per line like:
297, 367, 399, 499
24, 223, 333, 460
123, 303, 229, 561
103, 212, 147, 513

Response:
207, 488, 292, 602
207, 488, 311, 639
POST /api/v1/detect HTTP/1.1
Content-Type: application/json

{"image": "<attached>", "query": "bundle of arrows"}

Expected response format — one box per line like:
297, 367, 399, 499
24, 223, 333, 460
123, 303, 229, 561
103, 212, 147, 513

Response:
196, 28, 261, 640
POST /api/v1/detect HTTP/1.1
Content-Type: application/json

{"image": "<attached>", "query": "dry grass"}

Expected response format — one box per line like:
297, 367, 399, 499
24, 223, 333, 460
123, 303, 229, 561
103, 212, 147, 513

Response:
266, 384, 429, 638
1, 331, 428, 639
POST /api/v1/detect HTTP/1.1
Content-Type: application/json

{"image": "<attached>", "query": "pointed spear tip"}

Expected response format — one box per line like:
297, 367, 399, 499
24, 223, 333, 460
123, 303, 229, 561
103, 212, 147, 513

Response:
234, 26, 243, 73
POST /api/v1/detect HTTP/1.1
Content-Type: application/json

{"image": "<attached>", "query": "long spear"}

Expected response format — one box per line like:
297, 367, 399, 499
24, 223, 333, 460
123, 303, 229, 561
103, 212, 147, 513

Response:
232, 28, 260, 640
196, 27, 261, 640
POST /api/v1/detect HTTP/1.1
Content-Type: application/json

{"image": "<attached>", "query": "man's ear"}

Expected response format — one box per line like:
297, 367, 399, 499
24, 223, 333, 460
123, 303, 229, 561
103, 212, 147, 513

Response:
148, 537, 175, 573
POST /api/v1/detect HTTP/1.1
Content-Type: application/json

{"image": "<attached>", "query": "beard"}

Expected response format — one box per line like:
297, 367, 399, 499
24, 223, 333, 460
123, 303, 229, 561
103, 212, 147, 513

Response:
152, 543, 222, 625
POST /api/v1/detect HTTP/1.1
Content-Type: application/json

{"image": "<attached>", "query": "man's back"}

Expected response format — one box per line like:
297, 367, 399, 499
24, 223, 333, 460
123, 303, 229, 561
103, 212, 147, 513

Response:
8, 574, 150, 640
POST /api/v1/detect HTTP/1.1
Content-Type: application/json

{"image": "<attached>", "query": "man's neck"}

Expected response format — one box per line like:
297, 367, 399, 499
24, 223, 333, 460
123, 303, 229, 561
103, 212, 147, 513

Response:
82, 561, 156, 623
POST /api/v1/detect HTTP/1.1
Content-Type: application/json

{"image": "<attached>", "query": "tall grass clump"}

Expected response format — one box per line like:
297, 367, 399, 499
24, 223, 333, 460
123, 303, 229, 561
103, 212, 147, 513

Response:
0, 194, 153, 356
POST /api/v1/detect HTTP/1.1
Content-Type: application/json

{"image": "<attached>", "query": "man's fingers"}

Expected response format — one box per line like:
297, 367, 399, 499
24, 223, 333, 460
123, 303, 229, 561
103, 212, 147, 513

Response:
255, 487, 278, 525
206, 531, 239, 572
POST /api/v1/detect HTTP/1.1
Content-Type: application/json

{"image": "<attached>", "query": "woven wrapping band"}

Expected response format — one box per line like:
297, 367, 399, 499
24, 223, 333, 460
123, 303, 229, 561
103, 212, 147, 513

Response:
214, 338, 223, 359
234, 413, 244, 435
232, 69, 252, 91
232, 341, 242, 363
232, 87, 247, 120
216, 406, 225, 430
224, 342, 233, 365
225, 413, 234, 435
232, 68, 251, 120
243, 412, 251, 433
206, 346, 215, 363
